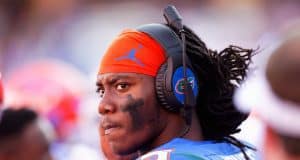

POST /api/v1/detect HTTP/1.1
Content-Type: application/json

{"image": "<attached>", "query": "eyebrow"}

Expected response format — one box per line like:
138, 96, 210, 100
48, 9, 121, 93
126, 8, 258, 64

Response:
96, 75, 135, 87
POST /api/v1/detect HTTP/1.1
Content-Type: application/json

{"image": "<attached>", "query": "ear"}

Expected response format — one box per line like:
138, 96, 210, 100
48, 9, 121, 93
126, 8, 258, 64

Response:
263, 126, 285, 160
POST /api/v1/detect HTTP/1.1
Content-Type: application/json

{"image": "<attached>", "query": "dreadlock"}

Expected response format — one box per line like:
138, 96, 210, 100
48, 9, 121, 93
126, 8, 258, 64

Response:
179, 25, 254, 140
175, 25, 256, 159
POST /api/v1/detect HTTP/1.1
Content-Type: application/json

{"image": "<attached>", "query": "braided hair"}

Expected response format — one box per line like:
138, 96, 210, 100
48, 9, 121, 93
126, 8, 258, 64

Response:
178, 25, 254, 140
178, 26, 255, 159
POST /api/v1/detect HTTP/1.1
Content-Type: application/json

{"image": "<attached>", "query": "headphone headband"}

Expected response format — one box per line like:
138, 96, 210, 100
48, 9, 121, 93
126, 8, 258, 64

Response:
136, 6, 198, 120
136, 24, 182, 57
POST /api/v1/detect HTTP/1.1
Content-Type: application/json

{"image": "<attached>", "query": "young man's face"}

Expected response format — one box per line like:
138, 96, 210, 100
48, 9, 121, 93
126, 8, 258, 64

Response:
97, 73, 167, 155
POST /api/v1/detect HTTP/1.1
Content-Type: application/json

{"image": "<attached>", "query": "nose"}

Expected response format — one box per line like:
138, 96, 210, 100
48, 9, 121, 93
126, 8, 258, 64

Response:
98, 95, 116, 115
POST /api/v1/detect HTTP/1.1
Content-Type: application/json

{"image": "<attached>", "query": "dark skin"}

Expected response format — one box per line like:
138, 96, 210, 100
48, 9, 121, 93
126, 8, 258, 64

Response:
100, 127, 138, 160
120, 95, 145, 130
0, 121, 52, 160
97, 73, 201, 156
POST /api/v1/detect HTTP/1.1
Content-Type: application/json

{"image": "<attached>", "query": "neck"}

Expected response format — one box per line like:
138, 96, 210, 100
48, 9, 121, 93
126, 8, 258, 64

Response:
139, 108, 202, 155
182, 109, 202, 140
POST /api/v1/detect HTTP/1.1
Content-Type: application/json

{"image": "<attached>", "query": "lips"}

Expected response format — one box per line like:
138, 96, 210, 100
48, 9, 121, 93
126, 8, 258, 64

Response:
103, 124, 121, 135
101, 118, 121, 136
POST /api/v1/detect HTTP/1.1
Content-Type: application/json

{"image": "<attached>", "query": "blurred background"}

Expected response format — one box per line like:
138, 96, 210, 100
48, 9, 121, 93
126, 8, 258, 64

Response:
1, 0, 300, 159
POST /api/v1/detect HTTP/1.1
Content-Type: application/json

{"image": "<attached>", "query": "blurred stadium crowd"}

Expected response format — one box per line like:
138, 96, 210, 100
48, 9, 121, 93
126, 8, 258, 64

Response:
1, 0, 300, 159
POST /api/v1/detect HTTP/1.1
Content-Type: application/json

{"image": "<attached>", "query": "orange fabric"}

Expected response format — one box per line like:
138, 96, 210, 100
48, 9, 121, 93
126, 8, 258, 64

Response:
98, 29, 166, 77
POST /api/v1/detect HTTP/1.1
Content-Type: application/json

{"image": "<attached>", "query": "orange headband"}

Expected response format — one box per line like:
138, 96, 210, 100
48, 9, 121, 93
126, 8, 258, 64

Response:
98, 29, 166, 77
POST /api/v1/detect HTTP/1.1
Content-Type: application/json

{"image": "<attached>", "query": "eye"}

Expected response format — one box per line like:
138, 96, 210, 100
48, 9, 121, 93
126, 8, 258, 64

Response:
96, 87, 105, 98
116, 83, 129, 91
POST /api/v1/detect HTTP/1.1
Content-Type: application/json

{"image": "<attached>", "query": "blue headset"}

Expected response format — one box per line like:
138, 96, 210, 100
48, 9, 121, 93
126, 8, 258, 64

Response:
136, 5, 198, 113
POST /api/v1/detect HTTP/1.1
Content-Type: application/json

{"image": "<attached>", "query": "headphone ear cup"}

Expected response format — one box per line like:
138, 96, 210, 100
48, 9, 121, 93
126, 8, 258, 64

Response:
156, 63, 181, 112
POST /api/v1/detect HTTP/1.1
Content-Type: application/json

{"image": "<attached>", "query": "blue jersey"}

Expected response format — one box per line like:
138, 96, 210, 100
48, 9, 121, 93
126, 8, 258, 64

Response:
137, 138, 256, 160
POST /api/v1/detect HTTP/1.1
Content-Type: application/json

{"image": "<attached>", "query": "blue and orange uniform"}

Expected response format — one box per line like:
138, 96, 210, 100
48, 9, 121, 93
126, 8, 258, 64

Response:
138, 138, 256, 160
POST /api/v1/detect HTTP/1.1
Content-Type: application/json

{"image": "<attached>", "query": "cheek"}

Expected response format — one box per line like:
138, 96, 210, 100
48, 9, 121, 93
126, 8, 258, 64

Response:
110, 97, 162, 154
141, 93, 162, 123
121, 93, 159, 132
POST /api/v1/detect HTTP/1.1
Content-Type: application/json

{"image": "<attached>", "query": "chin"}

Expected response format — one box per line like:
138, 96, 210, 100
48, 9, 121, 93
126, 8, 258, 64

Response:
112, 142, 139, 156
